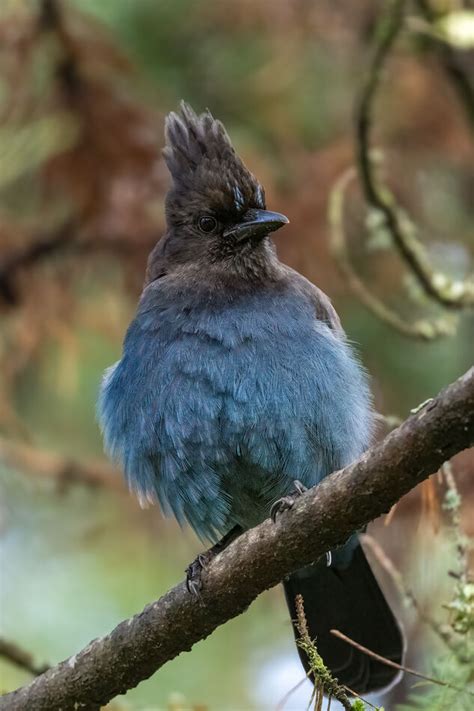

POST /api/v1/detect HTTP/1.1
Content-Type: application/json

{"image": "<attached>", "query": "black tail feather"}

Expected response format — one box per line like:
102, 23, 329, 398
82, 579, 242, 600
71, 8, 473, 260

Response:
283, 543, 404, 694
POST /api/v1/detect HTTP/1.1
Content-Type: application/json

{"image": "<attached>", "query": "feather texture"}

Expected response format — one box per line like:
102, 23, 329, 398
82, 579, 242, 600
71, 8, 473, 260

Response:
98, 267, 372, 541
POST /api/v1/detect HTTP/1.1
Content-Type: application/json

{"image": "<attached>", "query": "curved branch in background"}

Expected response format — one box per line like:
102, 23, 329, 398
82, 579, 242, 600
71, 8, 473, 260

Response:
0, 436, 123, 493
0, 222, 75, 306
1, 367, 473, 711
356, 0, 474, 309
0, 639, 49, 678
414, 0, 474, 132
328, 167, 456, 340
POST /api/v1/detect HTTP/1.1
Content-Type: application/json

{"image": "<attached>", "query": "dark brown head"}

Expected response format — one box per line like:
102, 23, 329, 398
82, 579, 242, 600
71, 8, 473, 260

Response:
147, 102, 288, 282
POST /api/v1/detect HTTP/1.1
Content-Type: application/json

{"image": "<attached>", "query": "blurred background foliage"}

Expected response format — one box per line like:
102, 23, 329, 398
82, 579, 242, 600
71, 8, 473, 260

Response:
0, 0, 473, 709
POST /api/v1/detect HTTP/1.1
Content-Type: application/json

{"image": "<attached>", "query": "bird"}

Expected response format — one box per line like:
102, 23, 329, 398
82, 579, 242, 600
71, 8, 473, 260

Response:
98, 102, 404, 694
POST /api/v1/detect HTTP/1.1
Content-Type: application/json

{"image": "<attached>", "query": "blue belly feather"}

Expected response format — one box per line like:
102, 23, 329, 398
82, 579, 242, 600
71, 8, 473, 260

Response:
98, 276, 373, 541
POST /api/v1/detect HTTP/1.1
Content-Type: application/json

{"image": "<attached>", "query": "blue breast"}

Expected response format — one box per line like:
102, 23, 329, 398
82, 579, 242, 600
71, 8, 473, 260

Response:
98, 278, 373, 541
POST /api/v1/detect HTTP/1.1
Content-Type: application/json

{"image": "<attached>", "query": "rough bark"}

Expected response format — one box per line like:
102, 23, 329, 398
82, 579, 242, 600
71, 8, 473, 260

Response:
2, 367, 473, 711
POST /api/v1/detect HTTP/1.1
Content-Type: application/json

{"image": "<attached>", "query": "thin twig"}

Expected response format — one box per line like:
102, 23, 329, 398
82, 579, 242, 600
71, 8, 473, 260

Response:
330, 629, 473, 695
342, 687, 379, 710
356, 0, 474, 309
276, 673, 311, 711
0, 638, 49, 677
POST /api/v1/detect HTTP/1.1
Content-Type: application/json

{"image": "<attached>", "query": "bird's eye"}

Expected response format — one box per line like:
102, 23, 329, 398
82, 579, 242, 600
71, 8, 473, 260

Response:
198, 216, 218, 233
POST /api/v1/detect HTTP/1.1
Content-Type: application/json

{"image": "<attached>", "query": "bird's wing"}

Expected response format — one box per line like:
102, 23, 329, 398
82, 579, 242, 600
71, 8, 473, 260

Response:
309, 284, 344, 334
282, 265, 344, 335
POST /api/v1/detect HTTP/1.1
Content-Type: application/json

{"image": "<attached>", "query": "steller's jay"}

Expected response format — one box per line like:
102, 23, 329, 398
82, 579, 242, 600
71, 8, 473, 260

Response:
98, 102, 404, 694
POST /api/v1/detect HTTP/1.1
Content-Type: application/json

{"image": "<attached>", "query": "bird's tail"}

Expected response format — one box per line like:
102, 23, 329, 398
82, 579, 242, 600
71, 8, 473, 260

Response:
283, 542, 404, 694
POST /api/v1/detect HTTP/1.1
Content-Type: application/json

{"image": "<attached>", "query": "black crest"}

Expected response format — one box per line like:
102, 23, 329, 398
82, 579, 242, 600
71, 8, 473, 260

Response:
163, 102, 265, 210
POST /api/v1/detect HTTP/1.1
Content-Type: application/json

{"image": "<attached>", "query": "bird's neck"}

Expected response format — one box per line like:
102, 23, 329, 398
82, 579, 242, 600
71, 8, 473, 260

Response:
208, 237, 281, 284
146, 235, 282, 290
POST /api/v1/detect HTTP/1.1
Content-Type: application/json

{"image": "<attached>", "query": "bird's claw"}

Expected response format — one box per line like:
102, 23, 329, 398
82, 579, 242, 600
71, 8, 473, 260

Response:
270, 480, 308, 522
185, 526, 243, 596
270, 496, 295, 521
292, 480, 308, 496
185, 552, 213, 597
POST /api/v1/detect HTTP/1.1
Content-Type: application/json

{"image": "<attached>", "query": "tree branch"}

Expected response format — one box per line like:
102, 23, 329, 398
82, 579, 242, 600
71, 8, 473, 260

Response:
0, 639, 49, 678
356, 0, 474, 310
328, 167, 456, 340
0, 436, 124, 493
1, 368, 473, 711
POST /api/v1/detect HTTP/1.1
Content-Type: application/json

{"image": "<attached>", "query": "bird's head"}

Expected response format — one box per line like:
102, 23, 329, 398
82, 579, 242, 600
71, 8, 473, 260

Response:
151, 102, 288, 280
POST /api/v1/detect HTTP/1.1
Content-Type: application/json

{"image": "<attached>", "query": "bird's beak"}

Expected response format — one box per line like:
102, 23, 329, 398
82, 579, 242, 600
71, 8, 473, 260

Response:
224, 208, 289, 242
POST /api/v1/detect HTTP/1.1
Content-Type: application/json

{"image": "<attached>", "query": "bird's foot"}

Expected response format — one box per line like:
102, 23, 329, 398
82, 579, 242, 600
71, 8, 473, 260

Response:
270, 480, 308, 522
185, 525, 243, 597
185, 551, 214, 597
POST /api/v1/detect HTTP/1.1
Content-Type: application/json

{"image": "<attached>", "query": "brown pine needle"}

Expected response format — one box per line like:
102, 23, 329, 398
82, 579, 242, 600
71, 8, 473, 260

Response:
419, 477, 441, 533
383, 502, 398, 526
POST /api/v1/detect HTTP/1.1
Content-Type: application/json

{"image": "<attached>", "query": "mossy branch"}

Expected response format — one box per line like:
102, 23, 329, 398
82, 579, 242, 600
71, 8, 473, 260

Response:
355, 0, 474, 310
442, 462, 474, 644
328, 168, 455, 340
294, 594, 354, 710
